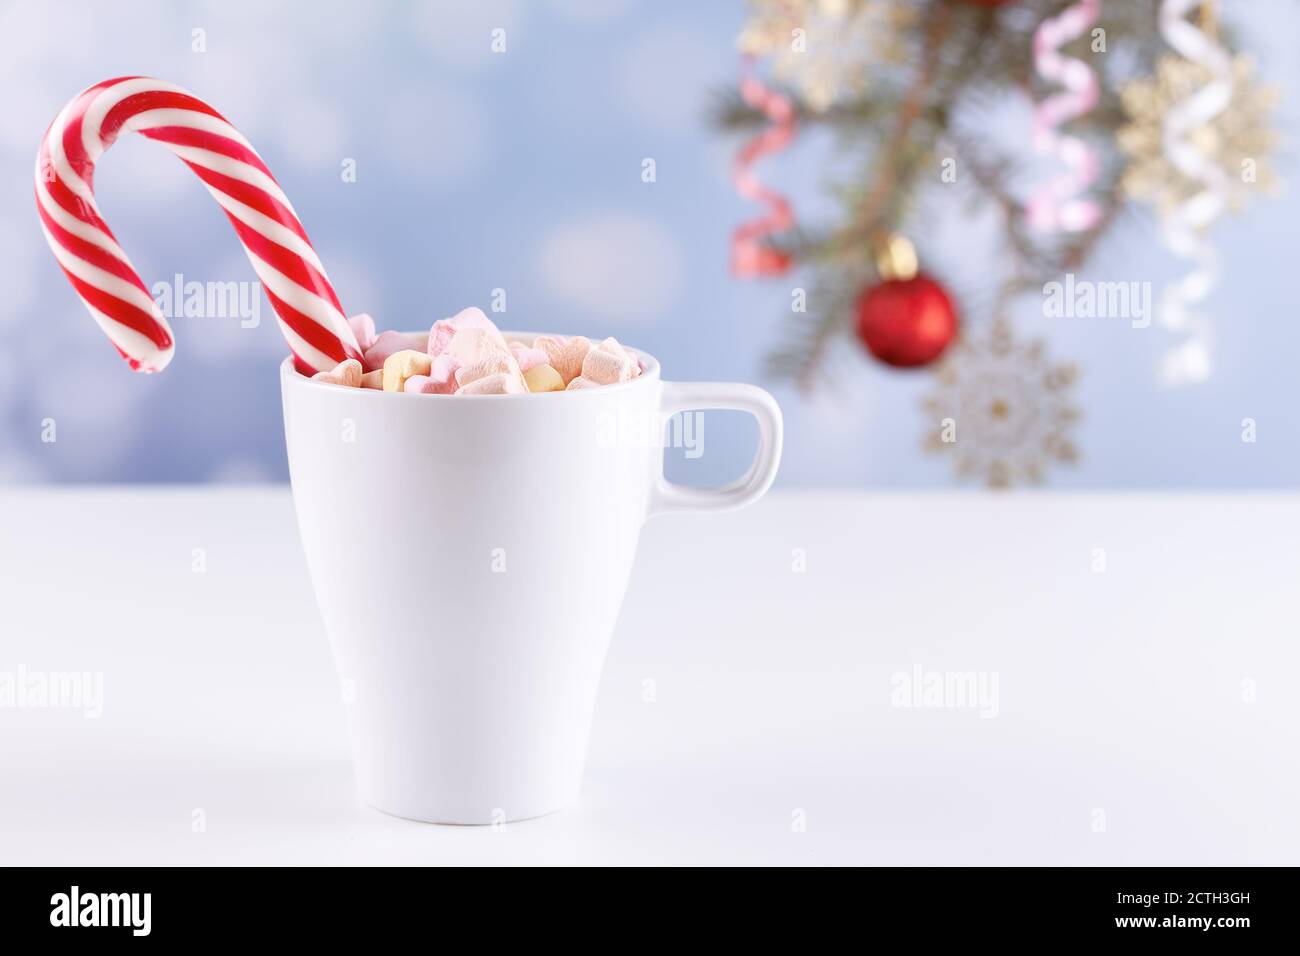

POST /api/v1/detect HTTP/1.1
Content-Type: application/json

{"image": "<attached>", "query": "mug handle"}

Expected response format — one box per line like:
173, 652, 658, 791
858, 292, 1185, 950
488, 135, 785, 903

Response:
648, 381, 783, 517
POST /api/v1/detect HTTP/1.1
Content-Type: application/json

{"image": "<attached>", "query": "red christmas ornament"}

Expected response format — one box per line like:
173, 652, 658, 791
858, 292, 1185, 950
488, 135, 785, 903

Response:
854, 274, 959, 369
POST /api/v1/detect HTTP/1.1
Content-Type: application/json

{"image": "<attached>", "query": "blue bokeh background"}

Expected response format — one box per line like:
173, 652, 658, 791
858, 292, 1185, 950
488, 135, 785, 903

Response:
1, 0, 1297, 487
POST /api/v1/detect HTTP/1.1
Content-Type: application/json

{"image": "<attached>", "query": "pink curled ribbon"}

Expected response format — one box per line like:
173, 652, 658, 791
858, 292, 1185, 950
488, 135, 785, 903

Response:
1026, 0, 1102, 233
731, 58, 797, 277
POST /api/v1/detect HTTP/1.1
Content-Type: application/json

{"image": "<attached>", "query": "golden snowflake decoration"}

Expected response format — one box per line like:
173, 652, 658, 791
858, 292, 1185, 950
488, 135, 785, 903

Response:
1118, 54, 1280, 214
921, 321, 1080, 489
738, 0, 914, 113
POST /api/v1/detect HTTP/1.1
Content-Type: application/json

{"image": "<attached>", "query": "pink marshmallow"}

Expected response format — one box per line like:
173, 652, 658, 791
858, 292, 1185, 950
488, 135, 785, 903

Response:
428, 307, 506, 358
348, 313, 378, 352
533, 334, 591, 385
455, 351, 527, 395
311, 358, 363, 388
456, 352, 526, 389
443, 327, 511, 366
363, 330, 426, 372
580, 337, 639, 385
565, 375, 599, 390
404, 353, 462, 394
509, 342, 549, 372
456, 372, 526, 395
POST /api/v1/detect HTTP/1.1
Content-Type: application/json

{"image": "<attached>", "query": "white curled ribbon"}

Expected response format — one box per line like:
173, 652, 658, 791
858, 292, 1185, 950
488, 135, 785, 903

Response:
1156, 0, 1232, 386
1026, 0, 1102, 233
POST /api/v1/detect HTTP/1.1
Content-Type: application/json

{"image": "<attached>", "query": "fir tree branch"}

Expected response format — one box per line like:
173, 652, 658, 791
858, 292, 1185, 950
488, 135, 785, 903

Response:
709, 89, 903, 132
789, 0, 959, 393
730, 0, 1173, 392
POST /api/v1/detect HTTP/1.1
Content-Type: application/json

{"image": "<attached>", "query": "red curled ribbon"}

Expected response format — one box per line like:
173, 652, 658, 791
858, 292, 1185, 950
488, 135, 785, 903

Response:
731, 58, 797, 277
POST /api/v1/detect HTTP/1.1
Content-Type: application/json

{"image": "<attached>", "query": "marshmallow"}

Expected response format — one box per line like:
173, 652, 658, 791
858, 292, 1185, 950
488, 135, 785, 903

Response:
403, 354, 461, 394
311, 358, 363, 388
428, 307, 507, 358
509, 342, 549, 372
533, 335, 591, 385
363, 330, 426, 372
523, 363, 565, 393
383, 349, 433, 392
580, 337, 639, 385
455, 352, 527, 392
442, 327, 511, 366
454, 349, 528, 395
325, 306, 641, 396
348, 313, 378, 353
456, 372, 527, 395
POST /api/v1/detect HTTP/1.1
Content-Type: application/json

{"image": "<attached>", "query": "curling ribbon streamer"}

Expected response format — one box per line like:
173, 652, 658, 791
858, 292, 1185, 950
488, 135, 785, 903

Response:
1155, 0, 1232, 386
34, 76, 362, 375
731, 59, 797, 277
1026, 0, 1102, 232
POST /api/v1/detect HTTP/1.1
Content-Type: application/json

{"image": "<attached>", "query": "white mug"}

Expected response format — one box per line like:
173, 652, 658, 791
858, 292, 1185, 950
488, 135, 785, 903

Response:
280, 334, 782, 824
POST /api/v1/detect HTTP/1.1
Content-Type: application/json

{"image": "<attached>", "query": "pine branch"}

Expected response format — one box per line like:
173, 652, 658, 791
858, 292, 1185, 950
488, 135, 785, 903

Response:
777, 0, 961, 393
723, 0, 1177, 392
709, 89, 904, 132
764, 271, 865, 385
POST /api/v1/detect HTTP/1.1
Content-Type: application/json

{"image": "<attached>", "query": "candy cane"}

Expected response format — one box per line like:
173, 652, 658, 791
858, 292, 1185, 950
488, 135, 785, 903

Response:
34, 76, 361, 375
1025, 0, 1102, 233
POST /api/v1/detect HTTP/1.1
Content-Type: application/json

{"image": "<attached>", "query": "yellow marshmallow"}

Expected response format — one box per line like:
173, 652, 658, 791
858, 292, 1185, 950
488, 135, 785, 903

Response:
382, 349, 433, 392
523, 363, 565, 393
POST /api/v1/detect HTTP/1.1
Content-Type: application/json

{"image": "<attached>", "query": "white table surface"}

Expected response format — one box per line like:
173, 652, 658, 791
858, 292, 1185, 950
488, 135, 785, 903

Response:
0, 488, 1296, 866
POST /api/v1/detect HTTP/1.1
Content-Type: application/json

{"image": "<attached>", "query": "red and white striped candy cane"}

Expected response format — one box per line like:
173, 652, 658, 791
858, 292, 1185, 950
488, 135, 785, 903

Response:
34, 76, 362, 374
